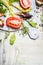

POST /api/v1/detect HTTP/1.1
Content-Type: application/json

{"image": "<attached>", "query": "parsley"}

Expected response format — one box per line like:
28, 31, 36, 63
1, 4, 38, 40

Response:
21, 22, 29, 36
0, 2, 7, 16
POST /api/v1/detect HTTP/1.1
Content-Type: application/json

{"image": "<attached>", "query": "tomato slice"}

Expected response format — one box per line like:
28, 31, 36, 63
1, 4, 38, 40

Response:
6, 16, 22, 29
19, 0, 31, 9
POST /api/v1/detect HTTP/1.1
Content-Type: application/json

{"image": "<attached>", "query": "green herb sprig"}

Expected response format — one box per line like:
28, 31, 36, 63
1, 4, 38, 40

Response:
21, 22, 29, 36
0, 1, 7, 16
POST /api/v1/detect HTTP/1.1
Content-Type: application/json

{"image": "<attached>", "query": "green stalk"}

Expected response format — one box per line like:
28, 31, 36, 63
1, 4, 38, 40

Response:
27, 19, 36, 28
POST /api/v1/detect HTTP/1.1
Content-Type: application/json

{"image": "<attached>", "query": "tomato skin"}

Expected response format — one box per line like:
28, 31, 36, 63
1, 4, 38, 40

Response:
6, 16, 22, 29
19, 0, 31, 9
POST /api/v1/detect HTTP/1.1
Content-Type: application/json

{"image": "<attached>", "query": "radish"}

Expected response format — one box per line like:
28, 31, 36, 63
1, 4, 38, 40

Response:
19, 0, 31, 9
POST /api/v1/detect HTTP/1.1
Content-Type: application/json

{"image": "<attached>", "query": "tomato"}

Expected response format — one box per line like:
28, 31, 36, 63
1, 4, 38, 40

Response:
0, 13, 3, 17
19, 0, 31, 9
6, 16, 22, 29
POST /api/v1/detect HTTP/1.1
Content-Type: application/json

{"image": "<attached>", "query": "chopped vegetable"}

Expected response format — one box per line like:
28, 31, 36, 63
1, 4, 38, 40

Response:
17, 12, 32, 19
10, 33, 16, 45
0, 19, 4, 27
21, 22, 29, 35
19, 0, 31, 9
6, 16, 22, 29
27, 20, 36, 28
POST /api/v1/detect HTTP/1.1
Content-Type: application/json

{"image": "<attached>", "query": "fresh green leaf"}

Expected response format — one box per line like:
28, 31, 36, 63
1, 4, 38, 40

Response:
21, 22, 29, 35
10, 33, 16, 45
0, 8, 6, 13
0, 2, 7, 15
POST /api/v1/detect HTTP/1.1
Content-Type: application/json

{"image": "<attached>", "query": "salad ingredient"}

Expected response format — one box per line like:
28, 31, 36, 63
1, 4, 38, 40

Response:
9, 0, 19, 3
21, 22, 29, 35
10, 33, 16, 45
0, 2, 7, 16
35, 0, 43, 6
19, 0, 31, 9
0, 19, 4, 27
1, 0, 14, 16
27, 20, 36, 28
12, 3, 32, 12
17, 12, 32, 19
29, 28, 39, 40
6, 16, 22, 29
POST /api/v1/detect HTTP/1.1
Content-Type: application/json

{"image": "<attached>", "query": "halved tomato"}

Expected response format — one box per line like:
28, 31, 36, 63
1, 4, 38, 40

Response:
19, 0, 31, 9
6, 16, 22, 29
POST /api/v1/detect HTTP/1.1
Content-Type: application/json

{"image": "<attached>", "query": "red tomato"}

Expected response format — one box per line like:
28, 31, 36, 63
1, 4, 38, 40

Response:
19, 0, 31, 9
6, 16, 22, 29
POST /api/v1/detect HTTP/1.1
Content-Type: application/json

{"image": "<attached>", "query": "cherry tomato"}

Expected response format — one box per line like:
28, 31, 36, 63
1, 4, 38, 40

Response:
6, 16, 22, 29
19, 0, 31, 9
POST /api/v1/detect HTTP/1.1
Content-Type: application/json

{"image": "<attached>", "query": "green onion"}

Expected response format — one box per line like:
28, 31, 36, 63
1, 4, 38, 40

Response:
27, 20, 36, 28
